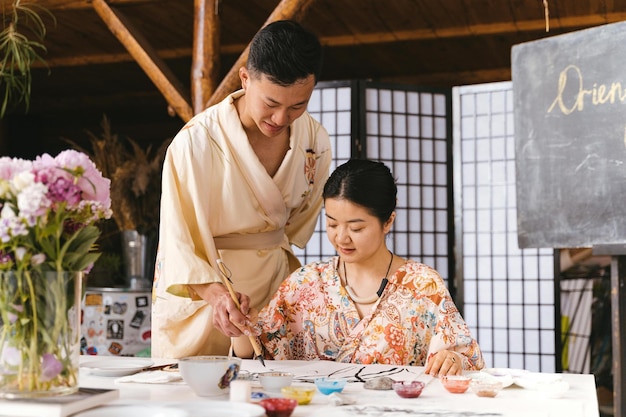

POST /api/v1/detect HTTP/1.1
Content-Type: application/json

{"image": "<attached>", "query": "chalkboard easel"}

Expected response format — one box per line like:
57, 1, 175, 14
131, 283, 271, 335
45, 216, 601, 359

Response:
512, 21, 626, 250
512, 20, 626, 417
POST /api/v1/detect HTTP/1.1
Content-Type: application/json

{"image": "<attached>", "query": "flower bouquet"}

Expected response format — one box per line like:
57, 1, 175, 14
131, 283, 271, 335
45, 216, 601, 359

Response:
0, 150, 111, 398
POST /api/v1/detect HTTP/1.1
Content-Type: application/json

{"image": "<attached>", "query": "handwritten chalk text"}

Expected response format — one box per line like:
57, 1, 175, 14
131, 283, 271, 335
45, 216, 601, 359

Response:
547, 64, 626, 115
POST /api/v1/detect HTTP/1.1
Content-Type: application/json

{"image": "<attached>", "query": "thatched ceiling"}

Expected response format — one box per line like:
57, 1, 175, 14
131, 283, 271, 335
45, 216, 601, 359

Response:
2, 0, 625, 157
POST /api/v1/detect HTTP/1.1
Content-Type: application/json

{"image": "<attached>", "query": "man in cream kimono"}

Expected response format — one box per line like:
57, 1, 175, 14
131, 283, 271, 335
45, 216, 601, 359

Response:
151, 20, 332, 358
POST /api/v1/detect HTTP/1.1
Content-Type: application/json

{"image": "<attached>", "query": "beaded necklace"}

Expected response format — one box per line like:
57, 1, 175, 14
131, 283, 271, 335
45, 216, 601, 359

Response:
343, 250, 393, 304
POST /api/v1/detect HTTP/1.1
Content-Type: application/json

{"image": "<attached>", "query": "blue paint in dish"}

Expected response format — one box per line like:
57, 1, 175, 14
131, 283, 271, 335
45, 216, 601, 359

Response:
315, 377, 347, 395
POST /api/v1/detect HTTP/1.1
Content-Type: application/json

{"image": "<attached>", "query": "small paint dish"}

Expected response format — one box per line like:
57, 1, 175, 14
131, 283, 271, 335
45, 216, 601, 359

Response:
259, 371, 294, 393
259, 398, 297, 417
441, 375, 471, 393
281, 385, 316, 405
392, 380, 425, 398
314, 377, 347, 395
470, 379, 503, 397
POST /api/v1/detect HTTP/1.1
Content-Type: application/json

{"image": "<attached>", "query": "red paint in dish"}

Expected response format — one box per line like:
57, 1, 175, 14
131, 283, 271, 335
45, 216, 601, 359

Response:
259, 398, 298, 417
392, 380, 425, 398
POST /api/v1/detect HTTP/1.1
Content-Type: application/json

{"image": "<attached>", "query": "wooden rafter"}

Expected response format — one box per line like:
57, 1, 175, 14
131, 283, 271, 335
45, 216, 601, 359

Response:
77, 0, 316, 118
91, 0, 193, 121
18, 0, 154, 11
34, 10, 626, 69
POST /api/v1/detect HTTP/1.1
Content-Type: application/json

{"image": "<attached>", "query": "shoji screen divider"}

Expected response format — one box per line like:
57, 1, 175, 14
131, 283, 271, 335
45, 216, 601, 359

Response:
359, 82, 454, 290
294, 81, 355, 265
452, 81, 558, 372
298, 80, 454, 288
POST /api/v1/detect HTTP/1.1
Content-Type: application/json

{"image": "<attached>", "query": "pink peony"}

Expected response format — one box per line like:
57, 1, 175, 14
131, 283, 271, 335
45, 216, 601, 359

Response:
48, 174, 82, 206
52, 150, 112, 210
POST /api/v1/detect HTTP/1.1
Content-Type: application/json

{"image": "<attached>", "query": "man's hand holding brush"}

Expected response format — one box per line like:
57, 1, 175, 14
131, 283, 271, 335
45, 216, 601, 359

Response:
189, 281, 265, 365
188, 282, 252, 337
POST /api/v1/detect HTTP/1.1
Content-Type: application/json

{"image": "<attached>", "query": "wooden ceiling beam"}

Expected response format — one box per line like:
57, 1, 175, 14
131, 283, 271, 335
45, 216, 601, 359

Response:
10, 0, 157, 11
91, 0, 193, 122
383, 67, 513, 87
37, 11, 626, 69
321, 12, 626, 46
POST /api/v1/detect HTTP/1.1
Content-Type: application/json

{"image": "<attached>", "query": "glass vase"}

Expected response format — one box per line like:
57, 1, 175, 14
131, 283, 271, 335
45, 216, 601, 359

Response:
0, 270, 83, 398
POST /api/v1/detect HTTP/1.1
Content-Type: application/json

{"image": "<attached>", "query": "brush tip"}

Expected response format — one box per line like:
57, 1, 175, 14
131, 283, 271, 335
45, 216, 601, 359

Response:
257, 355, 266, 367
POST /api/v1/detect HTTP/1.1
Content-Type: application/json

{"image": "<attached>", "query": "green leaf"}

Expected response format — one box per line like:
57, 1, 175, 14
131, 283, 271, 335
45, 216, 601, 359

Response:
0, 1, 53, 117
71, 253, 101, 273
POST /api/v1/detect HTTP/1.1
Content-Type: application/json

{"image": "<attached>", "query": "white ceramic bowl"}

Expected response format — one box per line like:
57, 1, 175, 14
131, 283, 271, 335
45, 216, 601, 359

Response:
470, 379, 503, 398
478, 368, 518, 388
258, 371, 294, 392
178, 355, 242, 397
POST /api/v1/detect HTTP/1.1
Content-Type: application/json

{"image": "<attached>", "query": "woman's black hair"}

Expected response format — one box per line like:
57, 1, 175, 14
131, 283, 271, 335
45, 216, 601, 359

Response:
247, 20, 323, 86
323, 159, 397, 224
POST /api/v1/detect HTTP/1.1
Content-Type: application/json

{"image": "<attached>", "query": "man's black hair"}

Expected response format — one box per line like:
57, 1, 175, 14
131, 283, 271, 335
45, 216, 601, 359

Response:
248, 20, 323, 86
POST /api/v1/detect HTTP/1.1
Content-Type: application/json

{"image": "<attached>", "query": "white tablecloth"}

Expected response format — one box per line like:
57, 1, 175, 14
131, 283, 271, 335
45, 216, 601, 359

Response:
78, 356, 600, 417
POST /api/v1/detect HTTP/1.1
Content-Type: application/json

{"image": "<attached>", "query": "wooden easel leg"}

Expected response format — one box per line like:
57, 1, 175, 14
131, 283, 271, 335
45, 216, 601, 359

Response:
611, 256, 626, 417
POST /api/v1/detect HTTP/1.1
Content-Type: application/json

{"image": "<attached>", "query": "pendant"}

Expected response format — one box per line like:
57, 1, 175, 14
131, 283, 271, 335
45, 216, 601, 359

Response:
345, 284, 379, 304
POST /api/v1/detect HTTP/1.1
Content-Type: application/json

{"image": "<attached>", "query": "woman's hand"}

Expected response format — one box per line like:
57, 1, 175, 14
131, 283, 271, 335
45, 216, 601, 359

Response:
425, 351, 463, 376
188, 282, 252, 337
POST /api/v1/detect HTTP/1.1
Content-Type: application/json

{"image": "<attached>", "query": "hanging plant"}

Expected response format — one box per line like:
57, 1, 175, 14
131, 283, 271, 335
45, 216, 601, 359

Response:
0, 1, 53, 118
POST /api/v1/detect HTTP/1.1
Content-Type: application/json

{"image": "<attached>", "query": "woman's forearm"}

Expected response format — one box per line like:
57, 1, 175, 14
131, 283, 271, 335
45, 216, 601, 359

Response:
233, 335, 255, 359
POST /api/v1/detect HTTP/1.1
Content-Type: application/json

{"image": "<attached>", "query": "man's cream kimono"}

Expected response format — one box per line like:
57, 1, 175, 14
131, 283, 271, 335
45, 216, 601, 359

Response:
151, 90, 332, 358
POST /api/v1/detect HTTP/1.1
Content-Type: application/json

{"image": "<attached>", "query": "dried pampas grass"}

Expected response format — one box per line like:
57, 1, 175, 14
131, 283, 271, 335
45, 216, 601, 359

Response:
65, 115, 171, 234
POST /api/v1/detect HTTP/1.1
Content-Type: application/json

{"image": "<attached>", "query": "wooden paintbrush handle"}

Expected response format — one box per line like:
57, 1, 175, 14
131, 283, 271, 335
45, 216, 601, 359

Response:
216, 261, 264, 359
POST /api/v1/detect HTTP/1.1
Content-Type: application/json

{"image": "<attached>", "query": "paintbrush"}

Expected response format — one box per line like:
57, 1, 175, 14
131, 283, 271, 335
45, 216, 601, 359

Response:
216, 260, 266, 367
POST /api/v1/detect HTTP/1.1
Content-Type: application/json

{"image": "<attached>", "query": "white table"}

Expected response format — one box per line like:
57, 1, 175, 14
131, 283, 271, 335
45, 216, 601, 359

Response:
79, 356, 600, 417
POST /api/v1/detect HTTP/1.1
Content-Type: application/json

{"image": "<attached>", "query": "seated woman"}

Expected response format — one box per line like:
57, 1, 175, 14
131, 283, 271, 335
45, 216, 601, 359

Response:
235, 159, 484, 376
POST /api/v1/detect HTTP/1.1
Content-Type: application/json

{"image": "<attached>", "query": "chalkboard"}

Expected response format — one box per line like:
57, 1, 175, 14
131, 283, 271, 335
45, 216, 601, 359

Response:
512, 21, 626, 249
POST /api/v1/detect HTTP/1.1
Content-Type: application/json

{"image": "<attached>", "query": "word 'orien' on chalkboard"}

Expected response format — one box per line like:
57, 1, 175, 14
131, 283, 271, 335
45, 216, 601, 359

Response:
512, 20, 626, 249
